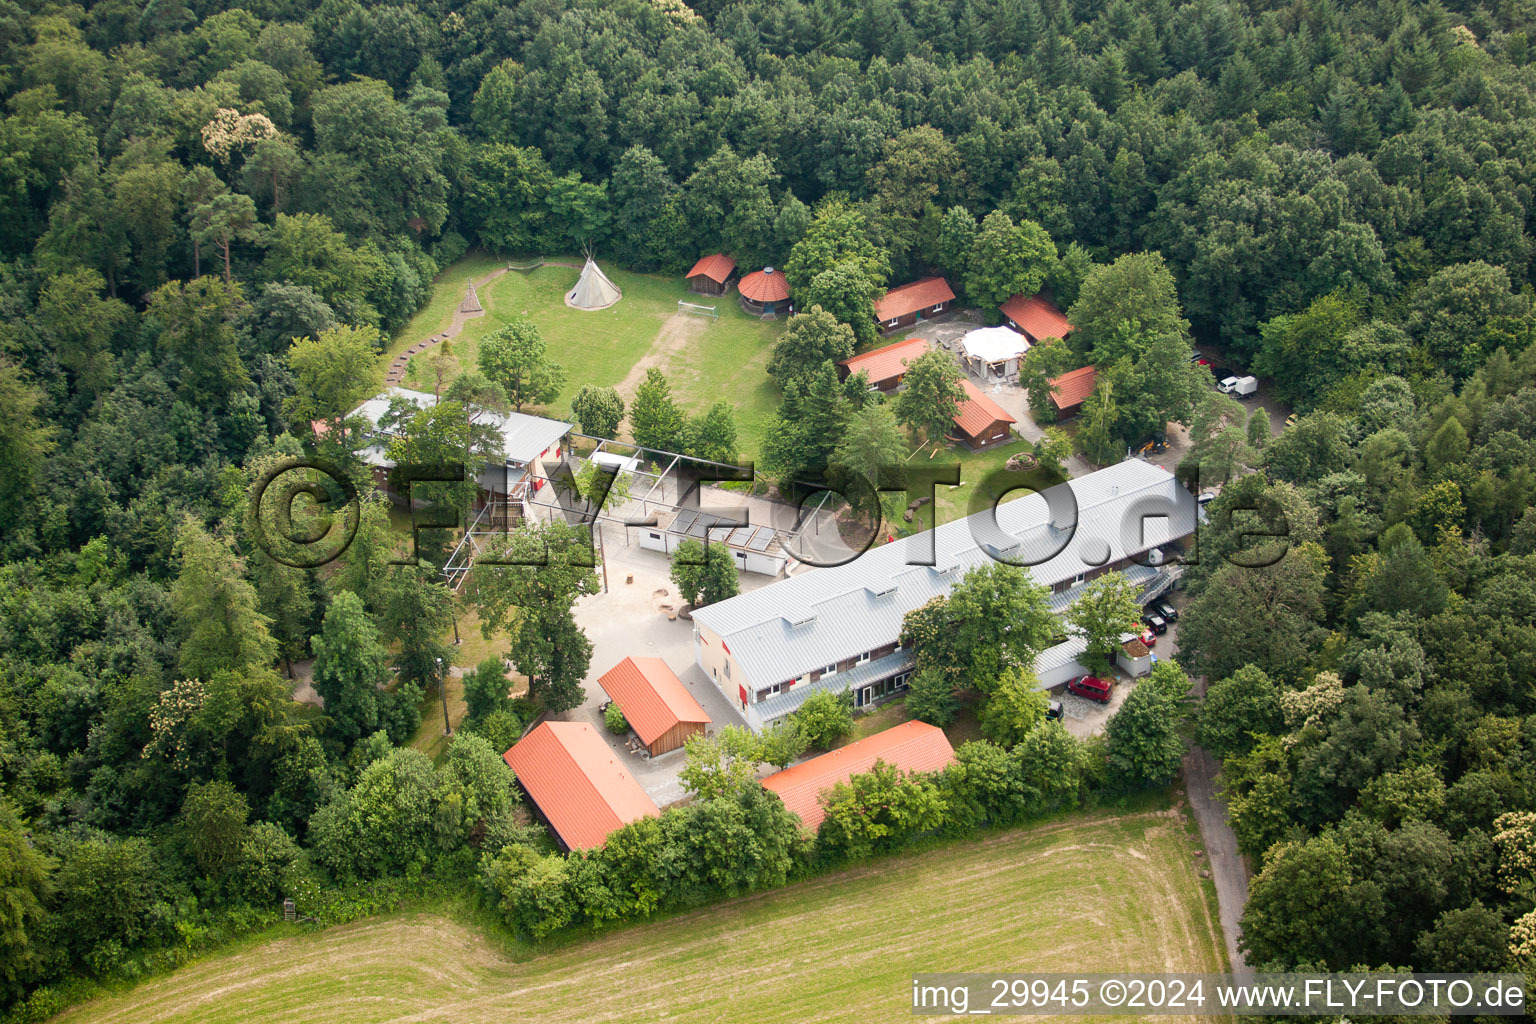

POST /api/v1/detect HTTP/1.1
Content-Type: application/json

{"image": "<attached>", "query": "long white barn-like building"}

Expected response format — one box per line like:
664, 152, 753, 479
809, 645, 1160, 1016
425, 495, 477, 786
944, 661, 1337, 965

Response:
348, 387, 572, 516
690, 460, 1196, 732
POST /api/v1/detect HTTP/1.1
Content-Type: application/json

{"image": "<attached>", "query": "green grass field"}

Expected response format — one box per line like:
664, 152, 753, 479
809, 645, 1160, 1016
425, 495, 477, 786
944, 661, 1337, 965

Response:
58, 809, 1226, 1024
388, 259, 783, 459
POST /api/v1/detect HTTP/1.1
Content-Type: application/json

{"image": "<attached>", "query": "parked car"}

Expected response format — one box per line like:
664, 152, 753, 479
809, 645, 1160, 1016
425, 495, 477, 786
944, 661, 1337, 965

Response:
1046, 699, 1064, 721
1154, 599, 1179, 622
1137, 627, 1157, 648
1144, 612, 1168, 634
1285, 412, 1299, 429
1067, 675, 1113, 703
1197, 491, 1218, 508
1218, 375, 1258, 397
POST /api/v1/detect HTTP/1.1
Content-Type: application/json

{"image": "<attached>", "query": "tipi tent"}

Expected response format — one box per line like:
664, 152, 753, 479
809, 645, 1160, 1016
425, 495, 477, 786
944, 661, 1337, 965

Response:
459, 281, 482, 314
565, 257, 622, 311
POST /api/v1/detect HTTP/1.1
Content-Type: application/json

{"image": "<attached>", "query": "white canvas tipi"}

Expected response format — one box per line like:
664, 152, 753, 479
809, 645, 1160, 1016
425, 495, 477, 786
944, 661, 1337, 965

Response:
565, 256, 622, 310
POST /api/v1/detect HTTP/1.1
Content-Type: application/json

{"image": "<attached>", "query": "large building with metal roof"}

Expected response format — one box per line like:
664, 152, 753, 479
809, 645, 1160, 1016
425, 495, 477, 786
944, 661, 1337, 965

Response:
636, 507, 788, 576
502, 721, 660, 851
348, 387, 572, 514
690, 460, 1195, 731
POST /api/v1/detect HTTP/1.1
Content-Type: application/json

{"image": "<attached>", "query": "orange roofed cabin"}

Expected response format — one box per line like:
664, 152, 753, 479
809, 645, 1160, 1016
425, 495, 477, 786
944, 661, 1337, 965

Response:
686, 253, 736, 296
1047, 364, 1098, 420
873, 277, 955, 332
503, 721, 660, 851
951, 378, 1016, 449
597, 656, 711, 756
837, 337, 930, 393
762, 721, 958, 832
1000, 292, 1073, 343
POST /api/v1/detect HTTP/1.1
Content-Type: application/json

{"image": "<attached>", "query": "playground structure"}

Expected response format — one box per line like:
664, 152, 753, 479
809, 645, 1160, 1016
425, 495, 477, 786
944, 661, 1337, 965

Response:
439, 436, 847, 592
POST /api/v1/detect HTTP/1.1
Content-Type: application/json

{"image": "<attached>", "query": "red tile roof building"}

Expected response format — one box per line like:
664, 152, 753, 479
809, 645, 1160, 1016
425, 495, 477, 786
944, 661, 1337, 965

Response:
597, 656, 711, 756
873, 277, 955, 330
762, 721, 958, 832
737, 267, 792, 317
1000, 293, 1073, 342
951, 378, 1017, 449
686, 253, 736, 295
837, 337, 931, 392
503, 721, 660, 851
1046, 364, 1098, 418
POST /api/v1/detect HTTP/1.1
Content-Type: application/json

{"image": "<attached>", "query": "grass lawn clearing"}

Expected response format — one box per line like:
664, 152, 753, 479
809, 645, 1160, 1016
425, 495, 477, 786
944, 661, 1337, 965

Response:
392, 260, 783, 459
57, 808, 1226, 1024
386, 251, 505, 361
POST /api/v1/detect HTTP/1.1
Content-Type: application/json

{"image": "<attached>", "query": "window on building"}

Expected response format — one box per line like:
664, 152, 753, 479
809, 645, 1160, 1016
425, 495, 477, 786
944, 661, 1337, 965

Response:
857, 651, 871, 665
823, 664, 837, 677
648, 531, 661, 540
724, 661, 731, 679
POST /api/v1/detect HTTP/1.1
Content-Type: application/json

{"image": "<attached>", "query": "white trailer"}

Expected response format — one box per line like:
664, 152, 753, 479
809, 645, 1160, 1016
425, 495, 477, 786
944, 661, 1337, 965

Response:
1218, 375, 1258, 397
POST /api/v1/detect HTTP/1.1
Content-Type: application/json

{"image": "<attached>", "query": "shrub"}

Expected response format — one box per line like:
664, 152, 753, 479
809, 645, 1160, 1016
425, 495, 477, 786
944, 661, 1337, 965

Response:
791, 690, 854, 749
905, 667, 959, 727
603, 703, 628, 734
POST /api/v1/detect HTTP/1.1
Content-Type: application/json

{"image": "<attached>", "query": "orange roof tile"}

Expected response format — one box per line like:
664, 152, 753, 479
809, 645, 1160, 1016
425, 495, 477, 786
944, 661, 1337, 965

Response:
686, 253, 736, 284
762, 721, 957, 832
597, 657, 710, 748
503, 721, 659, 851
1047, 364, 1098, 409
738, 268, 791, 303
951, 378, 1016, 439
838, 337, 931, 385
1001, 293, 1072, 340
873, 277, 955, 322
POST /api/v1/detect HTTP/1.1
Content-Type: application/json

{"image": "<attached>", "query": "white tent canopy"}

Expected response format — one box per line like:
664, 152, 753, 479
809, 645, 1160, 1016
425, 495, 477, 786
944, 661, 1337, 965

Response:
565, 257, 622, 310
961, 326, 1030, 373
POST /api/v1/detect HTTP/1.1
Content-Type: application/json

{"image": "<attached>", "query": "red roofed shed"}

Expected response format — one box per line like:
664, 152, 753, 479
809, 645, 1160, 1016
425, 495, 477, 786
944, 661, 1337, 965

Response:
762, 721, 957, 832
597, 656, 711, 756
951, 378, 1016, 449
837, 337, 930, 393
1047, 364, 1098, 419
738, 267, 792, 317
686, 253, 736, 296
1001, 293, 1073, 342
873, 277, 955, 331
503, 721, 660, 851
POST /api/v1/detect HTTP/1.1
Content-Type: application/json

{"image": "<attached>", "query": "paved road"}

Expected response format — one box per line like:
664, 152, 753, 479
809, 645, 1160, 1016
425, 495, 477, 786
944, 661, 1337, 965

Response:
1184, 743, 1252, 978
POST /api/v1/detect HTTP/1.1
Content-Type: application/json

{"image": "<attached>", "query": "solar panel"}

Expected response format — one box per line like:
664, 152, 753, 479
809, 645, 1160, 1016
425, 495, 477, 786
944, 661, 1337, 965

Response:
747, 527, 776, 551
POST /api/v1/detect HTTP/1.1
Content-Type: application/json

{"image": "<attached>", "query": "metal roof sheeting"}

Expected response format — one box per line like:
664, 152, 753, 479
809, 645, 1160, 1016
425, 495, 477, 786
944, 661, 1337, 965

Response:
597, 657, 710, 747
351, 387, 571, 466
503, 722, 659, 851
691, 461, 1196, 688
763, 721, 957, 832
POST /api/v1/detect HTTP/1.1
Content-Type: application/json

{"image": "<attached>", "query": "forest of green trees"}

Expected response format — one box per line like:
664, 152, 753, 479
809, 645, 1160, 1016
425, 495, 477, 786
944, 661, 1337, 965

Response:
3, 0, 1536, 1015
